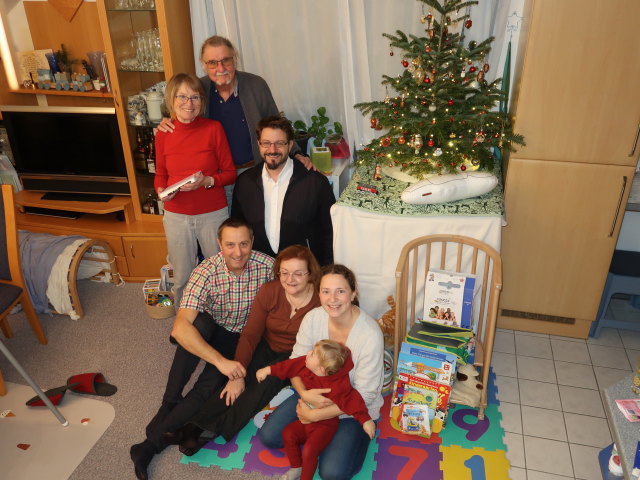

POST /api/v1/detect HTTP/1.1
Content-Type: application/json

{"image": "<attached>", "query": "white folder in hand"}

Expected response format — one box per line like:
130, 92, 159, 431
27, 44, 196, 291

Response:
158, 171, 202, 200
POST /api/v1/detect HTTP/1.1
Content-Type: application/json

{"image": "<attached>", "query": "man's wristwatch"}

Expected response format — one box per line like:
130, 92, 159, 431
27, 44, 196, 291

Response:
204, 176, 214, 189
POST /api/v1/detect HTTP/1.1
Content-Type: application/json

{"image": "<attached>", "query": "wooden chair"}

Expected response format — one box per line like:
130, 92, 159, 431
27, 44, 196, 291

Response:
0, 184, 47, 345
394, 234, 502, 419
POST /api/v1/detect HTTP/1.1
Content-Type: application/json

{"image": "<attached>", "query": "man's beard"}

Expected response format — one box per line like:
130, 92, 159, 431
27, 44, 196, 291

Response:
265, 154, 287, 170
214, 72, 232, 86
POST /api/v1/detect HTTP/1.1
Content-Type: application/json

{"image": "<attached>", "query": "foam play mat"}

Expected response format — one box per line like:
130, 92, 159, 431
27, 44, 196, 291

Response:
181, 371, 509, 479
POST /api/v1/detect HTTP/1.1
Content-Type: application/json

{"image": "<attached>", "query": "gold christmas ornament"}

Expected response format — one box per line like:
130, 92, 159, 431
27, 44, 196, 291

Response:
413, 67, 425, 85
413, 134, 423, 154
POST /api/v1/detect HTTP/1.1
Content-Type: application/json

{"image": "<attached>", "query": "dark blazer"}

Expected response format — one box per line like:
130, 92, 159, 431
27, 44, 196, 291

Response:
231, 160, 335, 265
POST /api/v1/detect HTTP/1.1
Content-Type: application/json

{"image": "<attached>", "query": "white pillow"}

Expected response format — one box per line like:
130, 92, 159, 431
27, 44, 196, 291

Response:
401, 171, 498, 204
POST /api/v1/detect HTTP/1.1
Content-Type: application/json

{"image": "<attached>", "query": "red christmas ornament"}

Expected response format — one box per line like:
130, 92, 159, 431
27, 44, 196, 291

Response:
461, 165, 467, 171
398, 136, 406, 144
494, 133, 500, 138
425, 46, 431, 53
422, 158, 428, 163
363, 147, 370, 151
423, 77, 431, 84
381, 137, 391, 147
393, 110, 398, 115
370, 118, 377, 128
431, 118, 437, 124
465, 19, 473, 29
431, 68, 437, 74
436, 164, 441, 168
427, 139, 435, 147
376, 124, 383, 130
447, 99, 454, 106
469, 66, 477, 73
389, 50, 394, 56
449, 117, 454, 122
451, 162, 457, 167
402, 59, 409, 68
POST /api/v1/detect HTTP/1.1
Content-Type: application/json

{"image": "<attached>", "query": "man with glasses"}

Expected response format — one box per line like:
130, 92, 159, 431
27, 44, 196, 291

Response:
158, 35, 312, 207
231, 116, 335, 265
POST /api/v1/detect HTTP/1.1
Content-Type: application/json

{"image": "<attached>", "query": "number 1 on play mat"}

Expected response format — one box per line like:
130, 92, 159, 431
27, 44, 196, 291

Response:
464, 455, 486, 480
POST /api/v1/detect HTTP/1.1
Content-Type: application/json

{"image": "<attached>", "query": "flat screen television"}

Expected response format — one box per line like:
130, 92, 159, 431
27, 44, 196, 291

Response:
1, 106, 130, 196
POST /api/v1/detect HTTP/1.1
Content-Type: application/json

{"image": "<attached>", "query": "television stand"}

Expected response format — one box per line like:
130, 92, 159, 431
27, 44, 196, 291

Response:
14, 190, 135, 224
41, 192, 113, 202
23, 206, 83, 219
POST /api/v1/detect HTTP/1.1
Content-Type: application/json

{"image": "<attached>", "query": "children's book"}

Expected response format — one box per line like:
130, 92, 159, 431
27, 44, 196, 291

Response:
390, 371, 451, 435
615, 398, 640, 422
406, 322, 472, 364
422, 269, 476, 329
397, 341, 456, 385
399, 404, 431, 437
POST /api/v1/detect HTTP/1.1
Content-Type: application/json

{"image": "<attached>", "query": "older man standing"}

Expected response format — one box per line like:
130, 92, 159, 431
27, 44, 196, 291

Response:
159, 36, 312, 206
232, 116, 336, 266
130, 218, 273, 480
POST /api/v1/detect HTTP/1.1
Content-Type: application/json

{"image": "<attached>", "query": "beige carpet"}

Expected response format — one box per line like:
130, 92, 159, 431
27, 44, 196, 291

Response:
0, 381, 115, 480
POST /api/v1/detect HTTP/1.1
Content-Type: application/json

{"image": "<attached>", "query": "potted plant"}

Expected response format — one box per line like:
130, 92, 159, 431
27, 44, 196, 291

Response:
293, 107, 343, 149
293, 107, 345, 172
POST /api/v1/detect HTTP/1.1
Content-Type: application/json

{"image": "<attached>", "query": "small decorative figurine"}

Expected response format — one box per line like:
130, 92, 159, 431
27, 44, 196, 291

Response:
373, 164, 383, 181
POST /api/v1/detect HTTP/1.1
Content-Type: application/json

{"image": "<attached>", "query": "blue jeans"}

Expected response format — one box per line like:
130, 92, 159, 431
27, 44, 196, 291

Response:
162, 208, 228, 306
259, 393, 372, 480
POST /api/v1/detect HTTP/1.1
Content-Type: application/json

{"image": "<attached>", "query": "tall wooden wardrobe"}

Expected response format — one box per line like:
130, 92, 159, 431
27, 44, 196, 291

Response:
498, 0, 640, 337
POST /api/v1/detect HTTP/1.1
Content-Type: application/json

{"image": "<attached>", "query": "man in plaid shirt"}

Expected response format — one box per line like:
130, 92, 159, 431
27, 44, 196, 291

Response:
131, 217, 274, 479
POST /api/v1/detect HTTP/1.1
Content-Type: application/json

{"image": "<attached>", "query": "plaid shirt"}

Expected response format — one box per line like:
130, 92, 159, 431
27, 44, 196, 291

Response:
180, 250, 274, 333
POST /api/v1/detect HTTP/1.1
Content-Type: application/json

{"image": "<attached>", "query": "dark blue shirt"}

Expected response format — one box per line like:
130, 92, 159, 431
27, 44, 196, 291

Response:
207, 86, 253, 166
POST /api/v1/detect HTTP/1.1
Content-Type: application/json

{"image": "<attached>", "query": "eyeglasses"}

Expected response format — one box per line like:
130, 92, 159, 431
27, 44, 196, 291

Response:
259, 140, 289, 148
279, 270, 309, 279
203, 57, 234, 68
175, 94, 202, 104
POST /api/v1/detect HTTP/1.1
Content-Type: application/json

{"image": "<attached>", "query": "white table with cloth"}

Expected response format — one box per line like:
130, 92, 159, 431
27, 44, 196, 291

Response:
330, 165, 504, 320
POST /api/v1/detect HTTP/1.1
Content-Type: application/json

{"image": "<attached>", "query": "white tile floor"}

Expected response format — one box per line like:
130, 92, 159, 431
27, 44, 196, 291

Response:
495, 298, 640, 479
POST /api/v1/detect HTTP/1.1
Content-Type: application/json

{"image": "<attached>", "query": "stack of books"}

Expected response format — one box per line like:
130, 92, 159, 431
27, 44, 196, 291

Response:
390, 269, 477, 437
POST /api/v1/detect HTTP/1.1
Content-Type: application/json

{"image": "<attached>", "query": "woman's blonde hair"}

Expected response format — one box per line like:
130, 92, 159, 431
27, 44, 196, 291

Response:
164, 73, 206, 117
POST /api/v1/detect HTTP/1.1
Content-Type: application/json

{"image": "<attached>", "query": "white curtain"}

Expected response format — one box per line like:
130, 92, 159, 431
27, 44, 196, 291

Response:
189, 0, 526, 151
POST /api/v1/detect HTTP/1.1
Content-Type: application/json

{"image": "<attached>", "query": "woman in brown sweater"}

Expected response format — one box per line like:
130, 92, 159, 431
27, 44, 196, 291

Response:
166, 244, 321, 453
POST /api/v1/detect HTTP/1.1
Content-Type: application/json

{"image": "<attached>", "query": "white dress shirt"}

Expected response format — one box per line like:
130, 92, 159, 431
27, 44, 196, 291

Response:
262, 158, 294, 253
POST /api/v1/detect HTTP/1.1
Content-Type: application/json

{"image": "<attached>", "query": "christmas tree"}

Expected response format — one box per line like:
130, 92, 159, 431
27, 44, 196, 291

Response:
355, 0, 524, 178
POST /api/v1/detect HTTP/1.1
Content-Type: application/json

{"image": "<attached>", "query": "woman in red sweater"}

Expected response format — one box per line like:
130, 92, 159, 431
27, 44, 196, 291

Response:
155, 73, 237, 306
164, 245, 321, 454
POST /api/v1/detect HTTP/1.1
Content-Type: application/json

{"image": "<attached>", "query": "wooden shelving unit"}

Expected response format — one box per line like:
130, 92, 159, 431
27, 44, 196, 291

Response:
10, 88, 114, 98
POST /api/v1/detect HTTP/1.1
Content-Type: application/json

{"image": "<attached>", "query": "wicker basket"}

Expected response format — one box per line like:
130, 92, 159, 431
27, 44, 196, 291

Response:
145, 291, 175, 319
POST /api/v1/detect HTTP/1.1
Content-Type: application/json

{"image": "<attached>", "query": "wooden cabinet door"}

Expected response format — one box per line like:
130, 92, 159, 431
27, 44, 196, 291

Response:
500, 158, 634, 321
513, 0, 640, 166
122, 236, 168, 280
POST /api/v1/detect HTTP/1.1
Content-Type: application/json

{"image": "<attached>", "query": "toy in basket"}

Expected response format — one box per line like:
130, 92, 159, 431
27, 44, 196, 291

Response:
145, 291, 175, 319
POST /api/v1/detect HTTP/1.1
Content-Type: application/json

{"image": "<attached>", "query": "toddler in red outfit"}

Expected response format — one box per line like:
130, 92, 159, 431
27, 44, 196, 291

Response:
257, 340, 375, 480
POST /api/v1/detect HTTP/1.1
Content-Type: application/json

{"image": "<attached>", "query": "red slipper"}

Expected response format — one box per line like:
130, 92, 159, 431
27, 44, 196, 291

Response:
25, 382, 79, 407
67, 373, 117, 397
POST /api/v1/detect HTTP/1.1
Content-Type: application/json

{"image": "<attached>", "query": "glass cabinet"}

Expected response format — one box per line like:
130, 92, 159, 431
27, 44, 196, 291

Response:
97, 0, 194, 221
